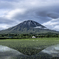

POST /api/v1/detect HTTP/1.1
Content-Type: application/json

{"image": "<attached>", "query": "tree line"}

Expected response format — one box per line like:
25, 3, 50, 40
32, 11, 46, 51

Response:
0, 32, 59, 39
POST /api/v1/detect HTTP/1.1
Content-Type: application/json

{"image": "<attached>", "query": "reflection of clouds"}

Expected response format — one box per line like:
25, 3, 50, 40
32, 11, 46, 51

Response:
42, 44, 59, 57
0, 45, 26, 59
1, 45, 59, 59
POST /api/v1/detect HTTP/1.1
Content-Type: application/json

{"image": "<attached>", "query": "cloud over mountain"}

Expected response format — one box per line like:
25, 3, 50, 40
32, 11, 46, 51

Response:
0, 0, 59, 31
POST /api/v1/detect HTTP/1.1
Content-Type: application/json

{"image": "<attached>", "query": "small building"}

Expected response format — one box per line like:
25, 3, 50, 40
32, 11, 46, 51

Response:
32, 36, 36, 38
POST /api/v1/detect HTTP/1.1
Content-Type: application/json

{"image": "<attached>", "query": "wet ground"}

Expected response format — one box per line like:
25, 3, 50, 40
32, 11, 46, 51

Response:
0, 44, 59, 59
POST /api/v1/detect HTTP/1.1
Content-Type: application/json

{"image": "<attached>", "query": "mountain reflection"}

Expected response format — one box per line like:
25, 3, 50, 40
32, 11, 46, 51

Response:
0, 44, 59, 59
0, 45, 27, 59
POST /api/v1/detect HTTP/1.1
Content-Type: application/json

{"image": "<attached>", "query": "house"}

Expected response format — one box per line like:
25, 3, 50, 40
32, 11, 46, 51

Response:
32, 36, 36, 38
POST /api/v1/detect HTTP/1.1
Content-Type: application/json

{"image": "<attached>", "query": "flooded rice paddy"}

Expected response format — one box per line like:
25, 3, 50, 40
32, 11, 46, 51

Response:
0, 44, 59, 59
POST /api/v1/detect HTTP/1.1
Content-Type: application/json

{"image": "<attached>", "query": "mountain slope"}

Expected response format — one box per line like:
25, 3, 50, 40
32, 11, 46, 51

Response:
0, 20, 58, 34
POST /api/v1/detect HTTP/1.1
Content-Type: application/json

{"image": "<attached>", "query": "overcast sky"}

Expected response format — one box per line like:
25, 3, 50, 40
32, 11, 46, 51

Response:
0, 0, 59, 31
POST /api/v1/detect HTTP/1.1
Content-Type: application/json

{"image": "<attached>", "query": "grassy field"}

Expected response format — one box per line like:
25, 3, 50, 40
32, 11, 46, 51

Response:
0, 38, 59, 55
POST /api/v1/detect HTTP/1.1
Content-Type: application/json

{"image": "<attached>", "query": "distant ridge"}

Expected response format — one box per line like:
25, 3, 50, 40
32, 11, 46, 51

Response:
0, 20, 58, 34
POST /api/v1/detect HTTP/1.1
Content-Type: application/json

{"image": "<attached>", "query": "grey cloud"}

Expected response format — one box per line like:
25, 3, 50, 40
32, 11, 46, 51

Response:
0, 0, 22, 9
37, 5, 59, 18
47, 13, 59, 19
11, 4, 59, 24
0, 1, 14, 9
0, 0, 19, 2
0, 0, 59, 31
0, 17, 19, 25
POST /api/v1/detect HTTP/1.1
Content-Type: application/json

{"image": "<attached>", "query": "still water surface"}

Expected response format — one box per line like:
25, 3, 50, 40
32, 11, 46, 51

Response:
0, 44, 59, 59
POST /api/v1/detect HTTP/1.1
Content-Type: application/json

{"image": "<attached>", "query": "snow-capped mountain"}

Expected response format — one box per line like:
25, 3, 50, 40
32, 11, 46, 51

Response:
0, 20, 58, 34
18, 20, 46, 29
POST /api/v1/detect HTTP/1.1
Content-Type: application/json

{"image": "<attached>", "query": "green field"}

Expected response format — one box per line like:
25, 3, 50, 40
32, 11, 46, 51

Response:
0, 38, 59, 55
0, 38, 59, 54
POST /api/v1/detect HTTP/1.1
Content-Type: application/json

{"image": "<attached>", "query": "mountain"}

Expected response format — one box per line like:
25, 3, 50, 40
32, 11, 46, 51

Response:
0, 20, 58, 34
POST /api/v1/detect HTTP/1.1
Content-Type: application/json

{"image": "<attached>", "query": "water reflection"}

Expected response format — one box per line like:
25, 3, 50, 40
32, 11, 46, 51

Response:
0, 44, 59, 59
42, 44, 59, 57
0, 45, 27, 59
